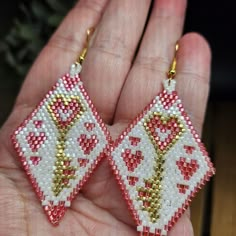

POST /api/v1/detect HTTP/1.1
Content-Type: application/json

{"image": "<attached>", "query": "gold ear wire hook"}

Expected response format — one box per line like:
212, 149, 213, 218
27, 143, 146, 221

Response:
167, 43, 179, 80
77, 27, 94, 64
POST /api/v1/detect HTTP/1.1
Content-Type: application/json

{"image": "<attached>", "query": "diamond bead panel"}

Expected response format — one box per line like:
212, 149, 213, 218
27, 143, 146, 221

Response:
109, 83, 215, 236
12, 69, 110, 225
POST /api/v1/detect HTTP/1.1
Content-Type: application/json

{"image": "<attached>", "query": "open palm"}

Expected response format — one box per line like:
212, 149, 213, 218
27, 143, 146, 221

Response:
0, 0, 211, 235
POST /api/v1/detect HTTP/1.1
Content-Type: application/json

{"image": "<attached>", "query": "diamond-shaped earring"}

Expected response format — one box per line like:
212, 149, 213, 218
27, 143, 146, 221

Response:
11, 28, 111, 225
108, 44, 215, 236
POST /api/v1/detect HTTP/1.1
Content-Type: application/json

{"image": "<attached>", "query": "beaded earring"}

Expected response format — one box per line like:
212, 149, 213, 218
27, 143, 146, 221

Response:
11, 28, 111, 225
108, 44, 215, 236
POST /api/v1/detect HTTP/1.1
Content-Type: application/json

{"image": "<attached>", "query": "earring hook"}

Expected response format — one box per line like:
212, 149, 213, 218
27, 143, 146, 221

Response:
77, 27, 95, 64
167, 43, 179, 80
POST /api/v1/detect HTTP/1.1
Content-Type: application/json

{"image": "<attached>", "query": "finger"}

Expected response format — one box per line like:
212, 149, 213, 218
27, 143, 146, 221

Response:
14, 0, 109, 111
81, 0, 151, 123
114, 0, 187, 122
81, 157, 137, 226
168, 211, 194, 236
175, 33, 211, 133
0, 0, 109, 167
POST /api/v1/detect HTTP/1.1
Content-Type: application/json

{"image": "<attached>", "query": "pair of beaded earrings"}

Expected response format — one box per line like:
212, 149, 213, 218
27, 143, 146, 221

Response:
12, 28, 215, 236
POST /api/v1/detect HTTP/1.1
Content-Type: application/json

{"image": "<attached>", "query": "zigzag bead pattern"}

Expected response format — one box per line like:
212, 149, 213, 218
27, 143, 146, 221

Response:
108, 79, 215, 236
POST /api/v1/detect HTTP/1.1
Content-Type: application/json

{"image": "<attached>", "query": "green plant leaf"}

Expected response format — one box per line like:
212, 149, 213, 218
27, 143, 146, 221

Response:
5, 51, 17, 67
16, 22, 37, 41
17, 46, 29, 61
45, 0, 68, 14
19, 4, 31, 21
28, 39, 44, 56
16, 63, 29, 76
32, 0, 50, 21
48, 14, 63, 27
0, 41, 8, 52
5, 33, 19, 47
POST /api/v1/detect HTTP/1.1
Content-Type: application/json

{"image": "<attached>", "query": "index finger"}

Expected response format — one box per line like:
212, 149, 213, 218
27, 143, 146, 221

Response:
14, 0, 109, 112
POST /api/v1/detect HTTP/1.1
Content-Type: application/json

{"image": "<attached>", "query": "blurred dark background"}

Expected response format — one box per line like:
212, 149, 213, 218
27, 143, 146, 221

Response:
0, 1, 235, 236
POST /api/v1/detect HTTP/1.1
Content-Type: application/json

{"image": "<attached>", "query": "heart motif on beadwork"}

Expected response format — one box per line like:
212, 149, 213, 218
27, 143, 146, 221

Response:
129, 136, 141, 146
122, 149, 144, 172
26, 132, 46, 152
48, 96, 85, 129
184, 145, 195, 154
78, 134, 98, 155
176, 157, 199, 180
78, 158, 89, 167
127, 176, 139, 186
84, 122, 95, 131
33, 120, 43, 128
144, 113, 185, 154
30, 156, 42, 166
177, 184, 189, 194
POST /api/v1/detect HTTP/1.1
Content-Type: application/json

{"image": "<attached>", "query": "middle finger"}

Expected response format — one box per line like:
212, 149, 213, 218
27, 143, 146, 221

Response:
81, 0, 151, 124
114, 0, 187, 123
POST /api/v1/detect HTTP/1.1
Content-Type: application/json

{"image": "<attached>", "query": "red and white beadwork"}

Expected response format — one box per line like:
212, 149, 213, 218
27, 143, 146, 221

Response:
12, 63, 110, 225
108, 79, 215, 236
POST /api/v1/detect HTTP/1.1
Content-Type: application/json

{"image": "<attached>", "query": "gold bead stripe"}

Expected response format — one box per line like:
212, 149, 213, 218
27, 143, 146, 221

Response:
47, 94, 86, 196
138, 112, 185, 223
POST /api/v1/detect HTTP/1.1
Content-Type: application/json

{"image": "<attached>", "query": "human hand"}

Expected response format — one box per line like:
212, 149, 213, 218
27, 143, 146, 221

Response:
0, 0, 211, 235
